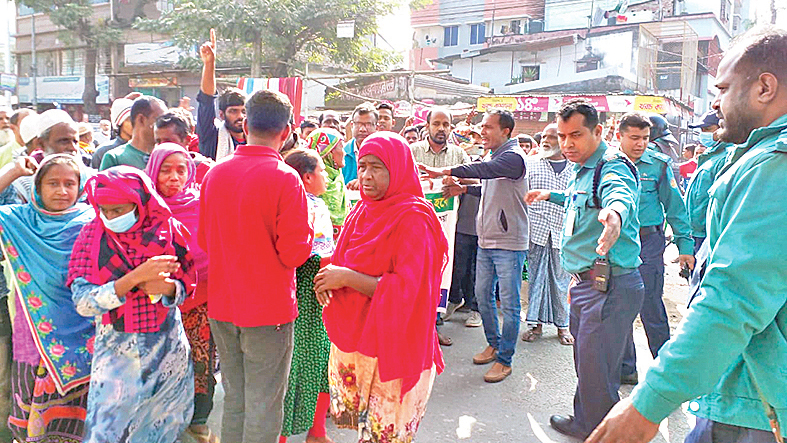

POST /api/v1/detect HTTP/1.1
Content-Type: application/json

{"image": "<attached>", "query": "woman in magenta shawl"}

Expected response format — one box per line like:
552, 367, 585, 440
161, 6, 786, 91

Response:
144, 143, 217, 443
315, 132, 448, 443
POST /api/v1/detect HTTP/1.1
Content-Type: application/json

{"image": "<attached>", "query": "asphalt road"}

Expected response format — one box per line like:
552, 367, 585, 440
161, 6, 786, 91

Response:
196, 244, 696, 443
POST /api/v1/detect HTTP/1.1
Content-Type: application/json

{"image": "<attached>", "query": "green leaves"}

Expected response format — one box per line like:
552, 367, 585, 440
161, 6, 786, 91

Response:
134, 0, 402, 75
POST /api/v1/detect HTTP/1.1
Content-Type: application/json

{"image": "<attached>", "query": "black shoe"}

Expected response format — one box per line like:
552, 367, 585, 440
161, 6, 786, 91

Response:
621, 371, 639, 385
549, 415, 589, 440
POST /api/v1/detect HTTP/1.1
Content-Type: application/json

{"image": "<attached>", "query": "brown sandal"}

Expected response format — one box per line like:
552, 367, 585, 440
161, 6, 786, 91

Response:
521, 327, 543, 342
558, 330, 575, 346
438, 332, 453, 346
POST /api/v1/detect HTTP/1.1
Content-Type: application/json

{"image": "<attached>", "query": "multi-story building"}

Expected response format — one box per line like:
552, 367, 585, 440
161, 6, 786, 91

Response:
410, 0, 750, 134
13, 0, 198, 119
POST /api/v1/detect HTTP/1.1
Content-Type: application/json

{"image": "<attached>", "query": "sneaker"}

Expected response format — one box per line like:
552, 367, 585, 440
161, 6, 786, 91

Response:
465, 311, 482, 327
442, 300, 465, 321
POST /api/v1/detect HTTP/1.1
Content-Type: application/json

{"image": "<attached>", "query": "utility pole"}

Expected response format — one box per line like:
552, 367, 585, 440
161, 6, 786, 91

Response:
4, 0, 12, 106
31, 12, 37, 109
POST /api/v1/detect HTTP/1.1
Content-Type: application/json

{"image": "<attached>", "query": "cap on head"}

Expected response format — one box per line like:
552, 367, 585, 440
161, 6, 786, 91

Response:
77, 123, 92, 137
19, 113, 40, 144
687, 110, 720, 129
110, 98, 134, 130
37, 109, 75, 138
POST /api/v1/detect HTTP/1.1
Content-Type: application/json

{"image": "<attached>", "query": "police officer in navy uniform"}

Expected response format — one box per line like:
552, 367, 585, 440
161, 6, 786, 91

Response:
614, 112, 695, 385
526, 100, 644, 440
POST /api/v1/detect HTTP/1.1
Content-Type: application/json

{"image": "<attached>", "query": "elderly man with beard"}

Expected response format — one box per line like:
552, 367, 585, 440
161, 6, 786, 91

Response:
197, 29, 247, 160
586, 26, 787, 443
520, 123, 574, 346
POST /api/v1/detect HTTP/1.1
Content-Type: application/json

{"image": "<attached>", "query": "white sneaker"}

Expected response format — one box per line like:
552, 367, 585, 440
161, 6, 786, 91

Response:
465, 311, 483, 327
443, 300, 465, 321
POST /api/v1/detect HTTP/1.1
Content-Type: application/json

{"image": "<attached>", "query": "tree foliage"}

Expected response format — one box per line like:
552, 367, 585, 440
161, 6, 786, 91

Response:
20, 0, 122, 112
135, 0, 402, 77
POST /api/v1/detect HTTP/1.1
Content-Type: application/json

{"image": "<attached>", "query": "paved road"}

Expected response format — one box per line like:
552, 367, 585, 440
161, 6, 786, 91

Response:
199, 245, 697, 443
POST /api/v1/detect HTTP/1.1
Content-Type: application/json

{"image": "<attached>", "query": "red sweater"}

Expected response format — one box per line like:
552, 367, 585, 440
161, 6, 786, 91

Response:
198, 144, 314, 327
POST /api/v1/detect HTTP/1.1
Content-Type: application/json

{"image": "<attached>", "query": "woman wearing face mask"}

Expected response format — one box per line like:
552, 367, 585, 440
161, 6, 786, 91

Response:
314, 132, 448, 443
0, 154, 95, 442
67, 166, 196, 443
304, 128, 349, 238
144, 143, 218, 443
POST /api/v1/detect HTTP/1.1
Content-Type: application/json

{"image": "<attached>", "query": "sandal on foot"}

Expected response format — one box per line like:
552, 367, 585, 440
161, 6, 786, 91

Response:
521, 327, 542, 342
185, 427, 220, 443
558, 330, 575, 346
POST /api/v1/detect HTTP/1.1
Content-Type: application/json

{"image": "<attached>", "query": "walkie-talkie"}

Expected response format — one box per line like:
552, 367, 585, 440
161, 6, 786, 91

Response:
592, 258, 611, 293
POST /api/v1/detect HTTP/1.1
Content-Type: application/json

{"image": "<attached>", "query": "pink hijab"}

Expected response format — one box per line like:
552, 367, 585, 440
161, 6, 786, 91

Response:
144, 143, 207, 278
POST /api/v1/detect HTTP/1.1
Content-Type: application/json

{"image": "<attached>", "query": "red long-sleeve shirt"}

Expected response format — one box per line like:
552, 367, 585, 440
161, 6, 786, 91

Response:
198, 144, 314, 327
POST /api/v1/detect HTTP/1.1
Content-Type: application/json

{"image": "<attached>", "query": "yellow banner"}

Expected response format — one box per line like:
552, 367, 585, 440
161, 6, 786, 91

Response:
633, 96, 668, 114
476, 96, 518, 112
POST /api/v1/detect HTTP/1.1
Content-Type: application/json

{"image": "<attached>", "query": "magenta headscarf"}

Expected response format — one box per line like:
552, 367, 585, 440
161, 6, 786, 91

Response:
144, 143, 207, 278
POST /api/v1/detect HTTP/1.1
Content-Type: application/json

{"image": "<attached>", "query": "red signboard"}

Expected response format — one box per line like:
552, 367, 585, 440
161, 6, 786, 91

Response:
515, 96, 550, 112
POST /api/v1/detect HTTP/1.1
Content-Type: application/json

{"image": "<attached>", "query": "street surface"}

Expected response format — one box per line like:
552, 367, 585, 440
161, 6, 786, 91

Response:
195, 244, 696, 443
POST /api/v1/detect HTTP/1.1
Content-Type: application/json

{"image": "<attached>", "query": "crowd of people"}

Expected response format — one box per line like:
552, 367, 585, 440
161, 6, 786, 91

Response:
0, 25, 783, 443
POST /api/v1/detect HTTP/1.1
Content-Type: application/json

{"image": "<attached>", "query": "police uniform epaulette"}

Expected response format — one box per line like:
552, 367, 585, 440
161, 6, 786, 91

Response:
647, 149, 673, 164
591, 151, 639, 209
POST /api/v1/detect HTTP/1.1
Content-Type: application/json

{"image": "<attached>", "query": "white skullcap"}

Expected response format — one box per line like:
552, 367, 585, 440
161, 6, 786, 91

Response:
19, 113, 40, 144
110, 98, 133, 130
37, 109, 75, 137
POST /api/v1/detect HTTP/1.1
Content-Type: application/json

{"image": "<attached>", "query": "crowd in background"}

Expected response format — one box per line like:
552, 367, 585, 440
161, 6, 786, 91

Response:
0, 25, 783, 443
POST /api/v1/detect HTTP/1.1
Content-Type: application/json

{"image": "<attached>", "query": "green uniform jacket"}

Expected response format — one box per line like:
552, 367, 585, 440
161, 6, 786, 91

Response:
684, 141, 733, 239
631, 114, 787, 438
99, 142, 150, 171
548, 141, 641, 274
635, 149, 693, 255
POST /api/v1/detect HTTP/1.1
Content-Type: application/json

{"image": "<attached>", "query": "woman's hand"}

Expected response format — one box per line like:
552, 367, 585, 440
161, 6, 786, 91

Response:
315, 290, 333, 307
314, 264, 349, 293
132, 255, 180, 285
138, 278, 176, 298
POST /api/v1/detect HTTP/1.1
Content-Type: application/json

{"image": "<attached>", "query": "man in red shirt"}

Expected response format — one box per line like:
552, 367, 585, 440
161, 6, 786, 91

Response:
198, 89, 313, 443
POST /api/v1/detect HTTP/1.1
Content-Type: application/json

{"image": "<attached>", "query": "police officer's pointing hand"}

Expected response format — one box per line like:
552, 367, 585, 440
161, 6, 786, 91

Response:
596, 208, 621, 256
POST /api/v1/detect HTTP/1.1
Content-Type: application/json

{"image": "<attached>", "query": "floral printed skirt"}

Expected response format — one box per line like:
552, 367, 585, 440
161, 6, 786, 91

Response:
328, 345, 435, 443
8, 359, 89, 443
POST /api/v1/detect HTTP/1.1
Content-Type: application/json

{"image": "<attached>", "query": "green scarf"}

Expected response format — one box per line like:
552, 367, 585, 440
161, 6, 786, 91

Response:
306, 128, 349, 226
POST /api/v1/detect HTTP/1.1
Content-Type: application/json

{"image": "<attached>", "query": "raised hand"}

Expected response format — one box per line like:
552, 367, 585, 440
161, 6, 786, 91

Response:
200, 28, 216, 65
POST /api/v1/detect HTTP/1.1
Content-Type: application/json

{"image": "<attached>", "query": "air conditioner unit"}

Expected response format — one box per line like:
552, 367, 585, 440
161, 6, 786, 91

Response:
528, 20, 544, 34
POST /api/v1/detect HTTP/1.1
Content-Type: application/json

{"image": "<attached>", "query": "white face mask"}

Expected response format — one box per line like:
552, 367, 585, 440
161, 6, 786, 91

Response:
100, 208, 138, 233
698, 132, 715, 148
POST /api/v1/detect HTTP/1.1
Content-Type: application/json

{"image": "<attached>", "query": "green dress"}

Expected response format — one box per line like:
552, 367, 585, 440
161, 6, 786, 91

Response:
281, 254, 331, 436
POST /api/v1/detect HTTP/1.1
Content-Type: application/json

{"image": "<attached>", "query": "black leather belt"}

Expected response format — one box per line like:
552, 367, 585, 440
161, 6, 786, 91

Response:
574, 269, 595, 281
640, 225, 661, 236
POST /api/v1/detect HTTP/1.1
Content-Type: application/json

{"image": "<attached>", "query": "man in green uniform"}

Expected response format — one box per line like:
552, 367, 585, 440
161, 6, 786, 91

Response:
614, 112, 694, 386
526, 100, 643, 439
587, 26, 787, 443
685, 110, 734, 253
100, 96, 166, 171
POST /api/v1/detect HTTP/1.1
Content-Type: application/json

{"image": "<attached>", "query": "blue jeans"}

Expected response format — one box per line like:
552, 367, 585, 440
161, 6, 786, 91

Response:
475, 248, 526, 367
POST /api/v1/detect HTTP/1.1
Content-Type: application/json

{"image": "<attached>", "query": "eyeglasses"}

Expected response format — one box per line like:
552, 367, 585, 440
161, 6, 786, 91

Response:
353, 121, 375, 130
